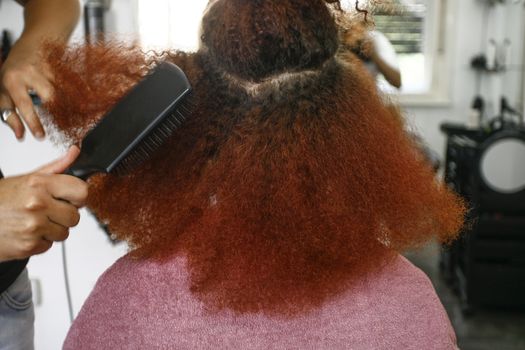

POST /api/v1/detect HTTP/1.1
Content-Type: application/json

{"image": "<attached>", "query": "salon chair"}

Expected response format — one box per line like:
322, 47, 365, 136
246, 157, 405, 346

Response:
440, 122, 525, 314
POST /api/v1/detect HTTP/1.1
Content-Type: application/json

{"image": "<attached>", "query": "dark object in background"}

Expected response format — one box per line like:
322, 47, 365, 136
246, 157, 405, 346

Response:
471, 54, 488, 71
500, 97, 523, 125
1, 29, 12, 62
88, 210, 119, 244
468, 95, 485, 128
472, 96, 485, 116
440, 122, 525, 315
488, 97, 524, 130
84, 0, 108, 43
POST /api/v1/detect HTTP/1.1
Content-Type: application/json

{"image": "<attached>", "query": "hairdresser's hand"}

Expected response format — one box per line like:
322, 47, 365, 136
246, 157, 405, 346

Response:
0, 146, 88, 262
0, 38, 54, 141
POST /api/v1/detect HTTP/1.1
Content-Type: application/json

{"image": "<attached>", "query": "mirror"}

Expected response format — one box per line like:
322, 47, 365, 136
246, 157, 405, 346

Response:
480, 138, 525, 193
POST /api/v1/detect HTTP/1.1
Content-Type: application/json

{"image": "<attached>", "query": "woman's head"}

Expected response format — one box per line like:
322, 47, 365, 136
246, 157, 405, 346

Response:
43, 0, 464, 315
200, 0, 339, 82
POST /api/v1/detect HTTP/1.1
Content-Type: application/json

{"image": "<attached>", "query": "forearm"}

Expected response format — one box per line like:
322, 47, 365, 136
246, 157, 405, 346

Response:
0, 0, 80, 140
371, 54, 402, 89
18, 0, 81, 47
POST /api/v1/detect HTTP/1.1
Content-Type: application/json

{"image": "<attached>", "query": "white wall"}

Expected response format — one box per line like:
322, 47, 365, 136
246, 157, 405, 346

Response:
0, 0, 524, 349
0, 1, 133, 349
405, 0, 525, 160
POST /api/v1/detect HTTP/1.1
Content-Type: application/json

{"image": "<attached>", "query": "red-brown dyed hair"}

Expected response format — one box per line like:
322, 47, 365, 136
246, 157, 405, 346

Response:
43, 0, 464, 315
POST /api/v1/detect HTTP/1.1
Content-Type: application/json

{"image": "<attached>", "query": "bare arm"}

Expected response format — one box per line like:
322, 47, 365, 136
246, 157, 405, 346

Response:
370, 50, 402, 89
0, 0, 81, 140
16, 0, 80, 43
353, 31, 402, 90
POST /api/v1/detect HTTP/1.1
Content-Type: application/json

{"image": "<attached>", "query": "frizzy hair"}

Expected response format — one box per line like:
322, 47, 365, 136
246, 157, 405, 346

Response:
42, 0, 464, 315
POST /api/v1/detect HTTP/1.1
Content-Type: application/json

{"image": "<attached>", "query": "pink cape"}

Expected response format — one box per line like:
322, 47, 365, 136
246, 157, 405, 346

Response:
64, 254, 457, 349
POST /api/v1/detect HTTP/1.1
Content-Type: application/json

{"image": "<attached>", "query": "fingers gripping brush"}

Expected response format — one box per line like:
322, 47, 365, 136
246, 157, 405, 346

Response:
64, 61, 192, 180
60, 61, 191, 323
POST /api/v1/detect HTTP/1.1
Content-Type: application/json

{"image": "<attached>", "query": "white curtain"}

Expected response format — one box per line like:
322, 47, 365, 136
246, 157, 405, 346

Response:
138, 0, 209, 51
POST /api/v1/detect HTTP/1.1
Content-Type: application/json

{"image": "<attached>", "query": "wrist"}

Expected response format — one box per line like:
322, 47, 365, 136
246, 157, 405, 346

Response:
17, 29, 68, 50
1, 41, 37, 71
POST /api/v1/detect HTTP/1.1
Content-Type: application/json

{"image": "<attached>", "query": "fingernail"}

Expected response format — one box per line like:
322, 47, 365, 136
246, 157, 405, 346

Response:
35, 131, 45, 140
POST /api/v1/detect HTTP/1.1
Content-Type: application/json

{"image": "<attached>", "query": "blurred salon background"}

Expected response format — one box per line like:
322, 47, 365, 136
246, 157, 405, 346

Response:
0, 0, 524, 349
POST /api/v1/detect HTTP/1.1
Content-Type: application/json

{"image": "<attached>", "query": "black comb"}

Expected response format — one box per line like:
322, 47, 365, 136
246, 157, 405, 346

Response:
64, 62, 191, 180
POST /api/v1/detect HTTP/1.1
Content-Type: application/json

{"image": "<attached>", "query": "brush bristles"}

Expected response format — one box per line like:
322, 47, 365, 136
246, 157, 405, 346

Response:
114, 96, 193, 175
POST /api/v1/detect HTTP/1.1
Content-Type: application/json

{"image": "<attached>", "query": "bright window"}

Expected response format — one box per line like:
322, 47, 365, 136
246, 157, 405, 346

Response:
343, 0, 453, 105
137, 0, 209, 51
375, 0, 430, 94
138, 0, 453, 105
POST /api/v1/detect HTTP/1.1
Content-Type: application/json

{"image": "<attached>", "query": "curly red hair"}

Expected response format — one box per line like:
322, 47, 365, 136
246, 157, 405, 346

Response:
42, 0, 464, 315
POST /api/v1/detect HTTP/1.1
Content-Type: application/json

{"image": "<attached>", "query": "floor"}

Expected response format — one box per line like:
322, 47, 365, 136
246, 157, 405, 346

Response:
405, 243, 525, 350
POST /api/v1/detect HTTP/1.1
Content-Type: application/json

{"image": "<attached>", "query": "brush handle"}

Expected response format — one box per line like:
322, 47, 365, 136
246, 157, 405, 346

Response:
64, 152, 104, 180
64, 167, 96, 181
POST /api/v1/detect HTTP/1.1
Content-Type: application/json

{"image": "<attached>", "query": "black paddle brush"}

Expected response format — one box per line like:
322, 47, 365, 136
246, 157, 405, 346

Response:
65, 61, 192, 180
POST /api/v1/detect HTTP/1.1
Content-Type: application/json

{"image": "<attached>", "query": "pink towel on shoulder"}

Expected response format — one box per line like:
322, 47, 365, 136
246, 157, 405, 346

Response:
64, 254, 457, 349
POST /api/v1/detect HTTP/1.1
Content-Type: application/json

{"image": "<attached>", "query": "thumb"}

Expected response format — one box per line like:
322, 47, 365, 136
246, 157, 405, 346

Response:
37, 146, 81, 175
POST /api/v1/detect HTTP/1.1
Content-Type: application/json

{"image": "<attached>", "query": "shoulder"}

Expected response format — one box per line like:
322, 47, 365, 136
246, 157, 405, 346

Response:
365, 254, 448, 315
89, 254, 189, 296
357, 254, 457, 349
63, 254, 190, 349
383, 254, 434, 285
